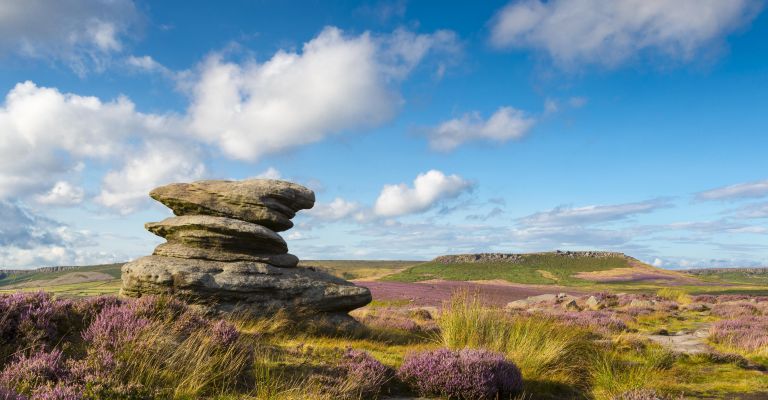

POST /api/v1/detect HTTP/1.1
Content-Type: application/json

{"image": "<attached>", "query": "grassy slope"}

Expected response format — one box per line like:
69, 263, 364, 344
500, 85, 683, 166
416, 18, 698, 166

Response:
0, 263, 123, 287
382, 254, 633, 285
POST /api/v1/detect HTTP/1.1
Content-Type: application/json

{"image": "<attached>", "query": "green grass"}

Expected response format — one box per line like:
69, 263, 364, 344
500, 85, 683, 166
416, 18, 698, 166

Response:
382, 254, 632, 285
299, 260, 419, 280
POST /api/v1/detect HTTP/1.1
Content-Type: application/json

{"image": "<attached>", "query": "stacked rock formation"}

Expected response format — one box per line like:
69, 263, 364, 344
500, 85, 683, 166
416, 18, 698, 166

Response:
120, 179, 372, 320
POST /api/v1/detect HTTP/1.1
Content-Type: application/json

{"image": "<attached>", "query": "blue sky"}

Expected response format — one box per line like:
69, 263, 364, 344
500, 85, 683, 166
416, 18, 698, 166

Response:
1, 0, 767, 269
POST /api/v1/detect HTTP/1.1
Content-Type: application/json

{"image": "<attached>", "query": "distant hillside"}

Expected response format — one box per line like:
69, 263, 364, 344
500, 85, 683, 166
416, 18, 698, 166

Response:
0, 263, 124, 287
684, 267, 768, 285
0, 260, 418, 296
382, 251, 698, 286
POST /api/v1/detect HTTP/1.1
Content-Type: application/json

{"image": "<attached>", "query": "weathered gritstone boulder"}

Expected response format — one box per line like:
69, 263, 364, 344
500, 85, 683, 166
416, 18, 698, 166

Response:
150, 179, 315, 232
121, 178, 372, 322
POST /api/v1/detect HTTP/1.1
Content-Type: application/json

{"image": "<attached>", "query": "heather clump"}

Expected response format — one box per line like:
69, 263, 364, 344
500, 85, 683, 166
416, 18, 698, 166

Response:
0, 387, 26, 400
355, 307, 436, 334
710, 302, 761, 318
211, 319, 240, 346
0, 292, 122, 358
337, 349, 392, 399
0, 350, 69, 396
0, 292, 73, 354
555, 310, 630, 335
307, 348, 392, 399
81, 304, 150, 351
613, 388, 678, 400
709, 315, 768, 355
30, 383, 82, 400
397, 348, 522, 399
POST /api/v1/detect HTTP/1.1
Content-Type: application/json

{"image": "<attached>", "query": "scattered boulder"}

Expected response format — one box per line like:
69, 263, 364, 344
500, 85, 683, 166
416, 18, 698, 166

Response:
629, 299, 656, 309
121, 179, 372, 322
562, 299, 581, 311
585, 295, 603, 310
505, 292, 579, 311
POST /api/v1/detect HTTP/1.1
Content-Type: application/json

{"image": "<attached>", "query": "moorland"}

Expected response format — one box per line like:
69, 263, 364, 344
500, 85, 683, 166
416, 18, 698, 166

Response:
2, 252, 768, 399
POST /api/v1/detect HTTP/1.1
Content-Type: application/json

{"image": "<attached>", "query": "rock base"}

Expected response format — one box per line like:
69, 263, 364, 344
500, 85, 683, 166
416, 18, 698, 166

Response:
121, 255, 372, 318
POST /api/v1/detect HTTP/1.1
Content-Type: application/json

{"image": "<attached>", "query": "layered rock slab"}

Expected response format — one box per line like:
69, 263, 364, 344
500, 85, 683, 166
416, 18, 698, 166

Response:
149, 179, 315, 232
152, 243, 299, 267
122, 256, 372, 315
146, 215, 288, 254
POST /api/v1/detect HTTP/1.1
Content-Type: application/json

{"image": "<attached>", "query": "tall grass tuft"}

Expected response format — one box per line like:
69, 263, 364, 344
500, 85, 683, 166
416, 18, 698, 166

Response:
590, 346, 674, 400
656, 288, 691, 305
115, 325, 254, 398
438, 291, 598, 390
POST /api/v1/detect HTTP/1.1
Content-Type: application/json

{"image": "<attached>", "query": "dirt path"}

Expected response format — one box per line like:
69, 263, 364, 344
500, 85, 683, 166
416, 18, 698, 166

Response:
646, 323, 712, 354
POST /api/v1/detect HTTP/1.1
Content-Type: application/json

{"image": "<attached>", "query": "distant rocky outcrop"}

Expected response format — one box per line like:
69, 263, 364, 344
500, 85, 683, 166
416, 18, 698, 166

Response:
121, 179, 372, 323
433, 250, 629, 264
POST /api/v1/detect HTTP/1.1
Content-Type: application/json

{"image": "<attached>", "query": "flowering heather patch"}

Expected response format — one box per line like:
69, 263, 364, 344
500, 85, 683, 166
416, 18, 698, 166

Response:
211, 319, 240, 346
81, 305, 150, 352
398, 348, 522, 399
30, 384, 82, 400
0, 350, 68, 395
0, 292, 73, 352
709, 316, 768, 354
71, 296, 122, 322
710, 302, 761, 318
555, 310, 629, 335
0, 387, 26, 400
129, 295, 189, 321
357, 307, 436, 333
338, 349, 392, 398
613, 388, 675, 400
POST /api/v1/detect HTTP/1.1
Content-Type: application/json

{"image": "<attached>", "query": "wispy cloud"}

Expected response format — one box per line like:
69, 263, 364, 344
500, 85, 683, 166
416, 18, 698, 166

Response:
0, 0, 141, 75
518, 199, 672, 227
489, 0, 763, 68
696, 179, 768, 201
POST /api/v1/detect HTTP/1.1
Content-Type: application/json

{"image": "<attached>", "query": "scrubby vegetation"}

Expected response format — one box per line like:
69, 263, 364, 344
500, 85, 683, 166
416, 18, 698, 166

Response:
4, 288, 768, 399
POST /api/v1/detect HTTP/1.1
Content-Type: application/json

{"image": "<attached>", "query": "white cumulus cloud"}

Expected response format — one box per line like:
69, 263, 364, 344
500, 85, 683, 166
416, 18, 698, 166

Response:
0, 81, 181, 200
427, 106, 536, 151
489, 0, 762, 68
96, 141, 207, 214
186, 26, 459, 161
307, 197, 362, 221
374, 170, 473, 217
